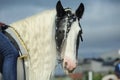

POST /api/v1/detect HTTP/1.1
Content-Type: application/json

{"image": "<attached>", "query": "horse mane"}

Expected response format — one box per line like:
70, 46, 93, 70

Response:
10, 9, 57, 80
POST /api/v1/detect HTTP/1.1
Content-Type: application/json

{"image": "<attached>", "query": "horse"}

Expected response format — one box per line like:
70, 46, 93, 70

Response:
0, 1, 84, 80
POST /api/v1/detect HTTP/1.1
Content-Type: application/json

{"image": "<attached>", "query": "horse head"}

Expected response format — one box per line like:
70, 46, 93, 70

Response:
55, 1, 84, 74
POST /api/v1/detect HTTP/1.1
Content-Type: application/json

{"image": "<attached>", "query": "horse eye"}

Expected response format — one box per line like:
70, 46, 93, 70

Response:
62, 30, 65, 33
67, 30, 69, 33
59, 30, 65, 33
59, 30, 62, 33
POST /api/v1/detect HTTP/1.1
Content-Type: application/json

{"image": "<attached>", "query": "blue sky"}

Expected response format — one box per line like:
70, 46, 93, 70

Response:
0, 0, 120, 58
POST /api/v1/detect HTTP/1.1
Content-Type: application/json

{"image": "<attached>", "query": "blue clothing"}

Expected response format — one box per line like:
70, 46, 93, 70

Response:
115, 63, 120, 78
115, 63, 120, 72
0, 32, 19, 80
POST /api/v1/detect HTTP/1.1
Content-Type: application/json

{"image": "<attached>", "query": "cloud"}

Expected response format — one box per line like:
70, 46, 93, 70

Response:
78, 1, 120, 57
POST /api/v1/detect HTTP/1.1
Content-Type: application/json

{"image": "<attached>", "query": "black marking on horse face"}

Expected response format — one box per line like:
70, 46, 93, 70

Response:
55, 8, 79, 52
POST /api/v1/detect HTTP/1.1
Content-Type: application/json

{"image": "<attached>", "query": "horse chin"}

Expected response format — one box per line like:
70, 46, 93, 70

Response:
62, 58, 76, 74
63, 68, 75, 75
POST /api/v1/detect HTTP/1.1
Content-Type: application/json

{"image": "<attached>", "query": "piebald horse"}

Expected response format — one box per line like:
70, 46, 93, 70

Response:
0, 1, 84, 80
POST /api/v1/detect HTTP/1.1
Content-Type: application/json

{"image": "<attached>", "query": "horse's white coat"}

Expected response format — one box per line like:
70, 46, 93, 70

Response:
10, 10, 57, 80
62, 19, 81, 64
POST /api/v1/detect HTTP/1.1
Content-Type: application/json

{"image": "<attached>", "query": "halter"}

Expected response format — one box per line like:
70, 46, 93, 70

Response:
55, 8, 83, 62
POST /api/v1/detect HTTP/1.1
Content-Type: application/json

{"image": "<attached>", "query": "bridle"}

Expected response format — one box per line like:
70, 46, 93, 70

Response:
55, 9, 83, 63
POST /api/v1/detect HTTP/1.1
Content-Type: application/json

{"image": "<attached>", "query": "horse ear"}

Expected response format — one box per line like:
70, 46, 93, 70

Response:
56, 0, 65, 17
75, 3, 84, 19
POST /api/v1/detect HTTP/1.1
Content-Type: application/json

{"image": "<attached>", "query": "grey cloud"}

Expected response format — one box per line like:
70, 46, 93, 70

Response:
78, 1, 120, 57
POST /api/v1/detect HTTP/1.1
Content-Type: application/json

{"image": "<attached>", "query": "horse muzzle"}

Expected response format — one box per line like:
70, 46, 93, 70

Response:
63, 57, 77, 74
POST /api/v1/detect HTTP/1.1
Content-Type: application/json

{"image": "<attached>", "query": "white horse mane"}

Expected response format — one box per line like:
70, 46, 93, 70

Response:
10, 9, 57, 80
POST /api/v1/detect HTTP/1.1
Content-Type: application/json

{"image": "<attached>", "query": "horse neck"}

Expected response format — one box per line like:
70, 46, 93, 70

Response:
10, 9, 57, 80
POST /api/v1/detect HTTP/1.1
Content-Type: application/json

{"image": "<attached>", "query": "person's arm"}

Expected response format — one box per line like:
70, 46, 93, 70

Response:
0, 22, 9, 31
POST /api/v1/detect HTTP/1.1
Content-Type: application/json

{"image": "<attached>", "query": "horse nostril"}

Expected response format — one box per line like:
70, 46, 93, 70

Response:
64, 62, 68, 69
65, 62, 68, 66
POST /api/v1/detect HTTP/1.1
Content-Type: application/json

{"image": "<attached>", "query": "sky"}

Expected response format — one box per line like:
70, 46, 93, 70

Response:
0, 0, 120, 58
